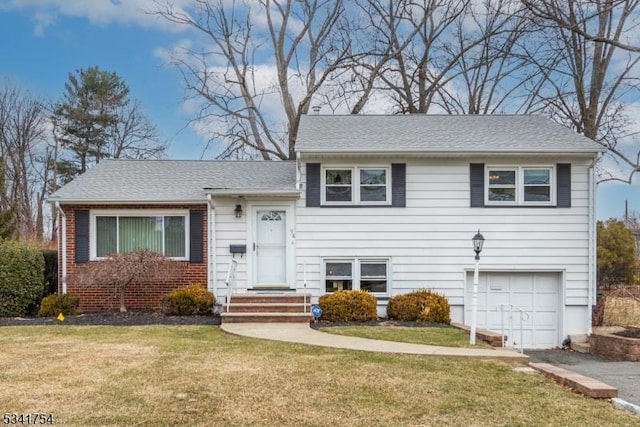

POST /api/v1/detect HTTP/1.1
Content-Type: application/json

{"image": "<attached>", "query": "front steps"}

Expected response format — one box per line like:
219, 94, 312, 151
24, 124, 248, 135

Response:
221, 293, 313, 323
570, 334, 591, 353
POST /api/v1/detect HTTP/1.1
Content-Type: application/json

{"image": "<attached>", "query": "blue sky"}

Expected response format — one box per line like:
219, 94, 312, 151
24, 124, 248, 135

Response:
0, 1, 637, 220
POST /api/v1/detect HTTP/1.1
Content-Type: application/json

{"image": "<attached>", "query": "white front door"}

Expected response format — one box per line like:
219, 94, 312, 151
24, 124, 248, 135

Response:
255, 209, 287, 285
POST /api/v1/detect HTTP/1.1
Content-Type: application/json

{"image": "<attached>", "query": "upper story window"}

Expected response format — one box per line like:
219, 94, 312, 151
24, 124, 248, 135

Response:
91, 210, 189, 260
323, 166, 390, 205
486, 166, 554, 206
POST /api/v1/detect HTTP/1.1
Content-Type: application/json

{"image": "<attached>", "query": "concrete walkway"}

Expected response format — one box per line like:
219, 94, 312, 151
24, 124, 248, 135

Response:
221, 322, 529, 362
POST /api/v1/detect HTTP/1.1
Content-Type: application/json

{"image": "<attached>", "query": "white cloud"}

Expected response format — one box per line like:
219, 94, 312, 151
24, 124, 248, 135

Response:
2, 0, 193, 34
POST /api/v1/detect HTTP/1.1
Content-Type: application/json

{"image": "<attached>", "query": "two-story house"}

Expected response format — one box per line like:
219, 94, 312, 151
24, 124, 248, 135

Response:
49, 114, 604, 349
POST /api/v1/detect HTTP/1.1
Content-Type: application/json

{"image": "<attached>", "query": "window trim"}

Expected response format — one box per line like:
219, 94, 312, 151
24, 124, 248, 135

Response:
321, 166, 391, 206
485, 165, 555, 206
89, 209, 190, 261
323, 258, 390, 295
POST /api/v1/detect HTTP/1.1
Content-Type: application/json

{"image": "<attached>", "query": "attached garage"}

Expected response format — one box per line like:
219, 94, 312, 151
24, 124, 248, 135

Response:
465, 271, 561, 349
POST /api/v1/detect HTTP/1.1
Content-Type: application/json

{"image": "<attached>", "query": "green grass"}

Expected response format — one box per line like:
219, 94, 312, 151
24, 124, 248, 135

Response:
0, 325, 635, 426
320, 325, 493, 348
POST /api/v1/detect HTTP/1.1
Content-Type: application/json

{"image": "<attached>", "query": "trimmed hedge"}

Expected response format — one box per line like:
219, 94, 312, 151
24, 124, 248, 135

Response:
387, 290, 451, 324
39, 293, 80, 317
0, 240, 45, 316
161, 284, 215, 315
318, 290, 378, 322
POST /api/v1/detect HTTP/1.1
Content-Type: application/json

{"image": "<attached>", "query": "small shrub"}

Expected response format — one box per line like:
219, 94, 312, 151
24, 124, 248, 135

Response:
161, 284, 215, 315
38, 293, 80, 317
387, 290, 451, 324
318, 290, 377, 322
0, 240, 45, 317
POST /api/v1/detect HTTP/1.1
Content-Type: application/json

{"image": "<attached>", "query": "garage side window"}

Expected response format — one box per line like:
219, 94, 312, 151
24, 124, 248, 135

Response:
325, 261, 353, 292
324, 259, 389, 294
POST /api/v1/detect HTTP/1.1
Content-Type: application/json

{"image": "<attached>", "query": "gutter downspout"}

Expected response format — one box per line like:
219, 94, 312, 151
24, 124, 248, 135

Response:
55, 202, 67, 294
587, 154, 600, 334
207, 195, 216, 300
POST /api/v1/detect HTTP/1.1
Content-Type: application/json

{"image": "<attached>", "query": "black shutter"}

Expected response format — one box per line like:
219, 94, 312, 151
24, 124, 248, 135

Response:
391, 163, 406, 207
190, 210, 204, 263
74, 210, 89, 263
306, 163, 321, 207
470, 163, 485, 207
556, 163, 572, 208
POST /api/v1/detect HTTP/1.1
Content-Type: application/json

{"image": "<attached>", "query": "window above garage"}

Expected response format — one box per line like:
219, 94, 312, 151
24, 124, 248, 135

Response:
471, 163, 571, 208
486, 166, 554, 206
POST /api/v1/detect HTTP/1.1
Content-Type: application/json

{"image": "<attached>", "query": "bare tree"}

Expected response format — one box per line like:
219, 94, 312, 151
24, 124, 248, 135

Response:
345, 0, 524, 115
153, 0, 352, 159
522, 0, 640, 53
521, 0, 640, 183
70, 249, 180, 312
109, 100, 167, 159
0, 82, 51, 240
436, 0, 544, 115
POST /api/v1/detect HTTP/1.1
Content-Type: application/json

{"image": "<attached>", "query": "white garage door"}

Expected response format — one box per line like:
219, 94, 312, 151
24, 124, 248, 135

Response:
465, 272, 560, 349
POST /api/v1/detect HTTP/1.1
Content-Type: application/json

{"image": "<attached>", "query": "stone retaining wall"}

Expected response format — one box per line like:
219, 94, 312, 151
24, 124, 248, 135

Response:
590, 331, 640, 362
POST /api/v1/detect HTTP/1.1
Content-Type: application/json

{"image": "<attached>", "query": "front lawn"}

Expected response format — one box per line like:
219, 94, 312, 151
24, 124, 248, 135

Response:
319, 324, 492, 348
0, 326, 634, 426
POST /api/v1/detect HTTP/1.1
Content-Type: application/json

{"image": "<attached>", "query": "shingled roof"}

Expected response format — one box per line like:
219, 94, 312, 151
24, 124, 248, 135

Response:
296, 114, 605, 154
49, 160, 298, 203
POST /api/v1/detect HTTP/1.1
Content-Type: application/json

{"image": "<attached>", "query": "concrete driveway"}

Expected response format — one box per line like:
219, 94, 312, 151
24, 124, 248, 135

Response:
527, 349, 639, 407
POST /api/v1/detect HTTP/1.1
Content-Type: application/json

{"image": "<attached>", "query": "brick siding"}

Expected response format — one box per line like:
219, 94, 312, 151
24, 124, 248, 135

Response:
58, 204, 208, 312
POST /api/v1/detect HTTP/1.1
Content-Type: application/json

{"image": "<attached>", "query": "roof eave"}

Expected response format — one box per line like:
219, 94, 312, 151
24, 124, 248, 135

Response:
203, 188, 302, 198
47, 198, 206, 205
295, 147, 605, 156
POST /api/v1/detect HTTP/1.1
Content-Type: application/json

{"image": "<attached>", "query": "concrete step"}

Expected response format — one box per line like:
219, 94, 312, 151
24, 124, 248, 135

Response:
569, 334, 589, 344
571, 341, 591, 354
229, 294, 309, 304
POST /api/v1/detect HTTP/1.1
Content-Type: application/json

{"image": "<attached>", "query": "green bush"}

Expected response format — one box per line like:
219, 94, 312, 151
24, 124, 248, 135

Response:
42, 250, 58, 296
161, 284, 215, 315
318, 290, 378, 322
0, 240, 45, 317
38, 293, 80, 317
387, 290, 451, 324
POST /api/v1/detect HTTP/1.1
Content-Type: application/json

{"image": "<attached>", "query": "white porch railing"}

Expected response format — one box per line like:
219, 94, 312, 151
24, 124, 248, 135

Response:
496, 304, 530, 354
225, 259, 238, 313
302, 262, 308, 313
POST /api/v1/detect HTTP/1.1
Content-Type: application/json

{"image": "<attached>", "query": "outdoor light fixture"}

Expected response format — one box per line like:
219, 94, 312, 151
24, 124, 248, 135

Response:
472, 230, 485, 260
470, 229, 484, 345
234, 204, 243, 218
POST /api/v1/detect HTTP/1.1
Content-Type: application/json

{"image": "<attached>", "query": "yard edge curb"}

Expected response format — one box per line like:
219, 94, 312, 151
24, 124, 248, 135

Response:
612, 398, 640, 416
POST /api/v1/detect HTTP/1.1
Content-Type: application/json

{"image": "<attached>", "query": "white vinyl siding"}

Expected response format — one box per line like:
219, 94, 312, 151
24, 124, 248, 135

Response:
296, 156, 593, 346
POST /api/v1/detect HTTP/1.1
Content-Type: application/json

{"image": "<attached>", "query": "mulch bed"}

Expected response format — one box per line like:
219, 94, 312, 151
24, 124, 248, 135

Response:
1, 315, 445, 328
0, 311, 221, 327
614, 327, 640, 339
